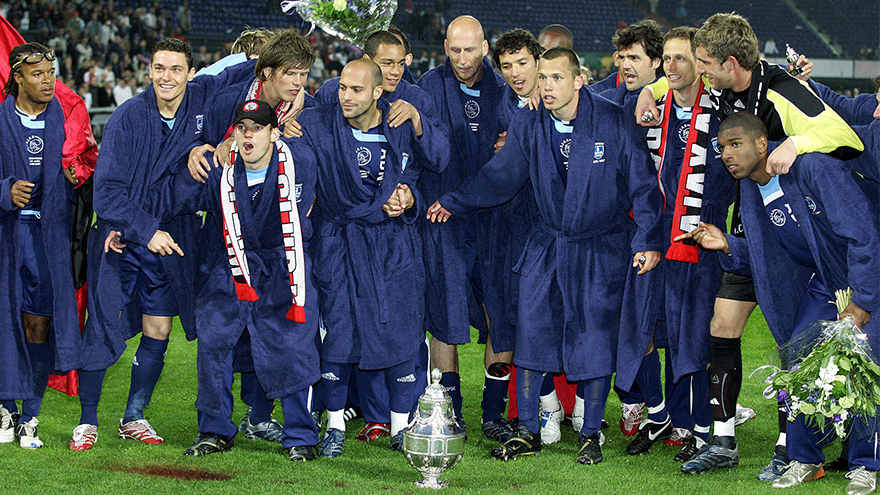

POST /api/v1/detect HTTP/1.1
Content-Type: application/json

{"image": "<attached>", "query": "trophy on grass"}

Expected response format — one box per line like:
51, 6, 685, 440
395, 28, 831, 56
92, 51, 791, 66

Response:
402, 369, 466, 489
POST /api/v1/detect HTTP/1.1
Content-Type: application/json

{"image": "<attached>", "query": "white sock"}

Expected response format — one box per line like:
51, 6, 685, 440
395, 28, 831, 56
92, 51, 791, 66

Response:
573, 396, 585, 417
776, 432, 786, 447
327, 410, 346, 431
540, 390, 561, 412
714, 418, 735, 437
390, 411, 410, 436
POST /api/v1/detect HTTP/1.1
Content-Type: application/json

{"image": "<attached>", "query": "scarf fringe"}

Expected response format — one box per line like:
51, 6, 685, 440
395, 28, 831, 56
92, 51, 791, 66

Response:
666, 242, 700, 263
287, 304, 305, 323
235, 281, 259, 302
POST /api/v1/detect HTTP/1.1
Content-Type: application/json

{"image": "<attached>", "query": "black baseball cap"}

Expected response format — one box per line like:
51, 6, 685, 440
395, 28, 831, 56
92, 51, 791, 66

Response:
233, 99, 278, 128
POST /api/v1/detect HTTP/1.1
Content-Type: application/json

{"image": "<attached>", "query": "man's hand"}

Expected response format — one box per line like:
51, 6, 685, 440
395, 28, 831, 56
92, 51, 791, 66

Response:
635, 86, 661, 127
494, 131, 507, 153
632, 251, 661, 275
427, 200, 452, 223
146, 230, 184, 256
526, 92, 542, 110
766, 138, 798, 176
279, 93, 306, 138
212, 137, 235, 168
10, 180, 33, 208
383, 183, 415, 217
674, 221, 730, 254
789, 54, 813, 82
839, 301, 871, 330
62, 165, 78, 186
103, 230, 126, 254
387, 99, 422, 135
283, 118, 303, 138
188, 143, 216, 183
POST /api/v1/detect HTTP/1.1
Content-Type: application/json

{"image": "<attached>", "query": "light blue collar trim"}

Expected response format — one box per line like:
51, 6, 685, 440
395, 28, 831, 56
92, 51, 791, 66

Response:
550, 114, 574, 133
14, 107, 45, 129
758, 175, 783, 206
459, 82, 480, 97
352, 128, 387, 142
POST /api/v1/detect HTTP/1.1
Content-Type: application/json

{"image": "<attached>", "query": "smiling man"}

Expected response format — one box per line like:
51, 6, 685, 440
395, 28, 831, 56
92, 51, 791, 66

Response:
79, 37, 254, 451
427, 47, 663, 465
680, 112, 879, 493
0, 42, 82, 449
619, 27, 734, 465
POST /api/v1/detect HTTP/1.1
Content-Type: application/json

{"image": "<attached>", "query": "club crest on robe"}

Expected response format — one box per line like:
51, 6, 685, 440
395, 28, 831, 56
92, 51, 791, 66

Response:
593, 142, 605, 162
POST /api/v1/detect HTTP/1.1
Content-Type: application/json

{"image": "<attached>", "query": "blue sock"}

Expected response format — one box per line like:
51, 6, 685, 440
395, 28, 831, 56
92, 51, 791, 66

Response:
440, 372, 463, 420
78, 369, 106, 426
239, 372, 258, 407
481, 368, 510, 422
20, 342, 50, 424
248, 378, 275, 425
123, 336, 168, 424
540, 373, 556, 395
516, 368, 545, 434
636, 348, 667, 422
579, 375, 612, 435
0, 400, 17, 414
690, 371, 711, 442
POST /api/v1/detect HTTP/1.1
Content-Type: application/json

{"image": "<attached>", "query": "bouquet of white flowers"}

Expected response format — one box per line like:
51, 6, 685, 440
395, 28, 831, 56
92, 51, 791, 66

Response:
759, 289, 880, 438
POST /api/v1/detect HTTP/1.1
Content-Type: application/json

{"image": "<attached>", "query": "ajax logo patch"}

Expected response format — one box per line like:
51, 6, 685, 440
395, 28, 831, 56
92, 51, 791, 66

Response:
464, 100, 480, 119
560, 138, 571, 158
770, 208, 786, 227
196, 114, 204, 131
356, 146, 372, 167
804, 196, 821, 215
26, 135, 43, 154
677, 122, 690, 144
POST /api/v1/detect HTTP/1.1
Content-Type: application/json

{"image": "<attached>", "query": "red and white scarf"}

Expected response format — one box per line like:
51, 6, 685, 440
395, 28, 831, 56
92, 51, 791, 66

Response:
646, 81, 712, 263
222, 80, 300, 140
220, 140, 306, 322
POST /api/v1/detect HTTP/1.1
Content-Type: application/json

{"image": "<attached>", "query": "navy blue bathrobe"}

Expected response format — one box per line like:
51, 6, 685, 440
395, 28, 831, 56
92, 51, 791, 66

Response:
84, 61, 254, 370
416, 57, 507, 345
721, 152, 879, 347
149, 140, 320, 416
441, 86, 664, 381
299, 100, 449, 370
0, 96, 81, 398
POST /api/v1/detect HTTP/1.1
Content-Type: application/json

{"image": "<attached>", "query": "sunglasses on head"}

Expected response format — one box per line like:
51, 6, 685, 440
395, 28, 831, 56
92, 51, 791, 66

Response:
11, 50, 57, 70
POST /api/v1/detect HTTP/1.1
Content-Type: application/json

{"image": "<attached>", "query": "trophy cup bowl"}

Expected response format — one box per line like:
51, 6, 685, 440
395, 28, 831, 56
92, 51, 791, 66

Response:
402, 369, 466, 489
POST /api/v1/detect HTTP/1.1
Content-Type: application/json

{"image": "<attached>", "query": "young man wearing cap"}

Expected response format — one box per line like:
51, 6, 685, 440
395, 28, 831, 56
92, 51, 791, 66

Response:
147, 99, 321, 461
298, 58, 449, 456
0, 42, 82, 448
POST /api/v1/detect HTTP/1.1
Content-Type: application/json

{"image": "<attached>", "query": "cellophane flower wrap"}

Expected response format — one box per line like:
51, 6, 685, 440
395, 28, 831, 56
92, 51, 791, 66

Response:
281, 0, 398, 48
760, 289, 880, 439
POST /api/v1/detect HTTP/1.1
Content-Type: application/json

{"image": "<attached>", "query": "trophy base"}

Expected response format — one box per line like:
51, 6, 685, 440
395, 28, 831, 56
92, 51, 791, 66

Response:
415, 476, 449, 489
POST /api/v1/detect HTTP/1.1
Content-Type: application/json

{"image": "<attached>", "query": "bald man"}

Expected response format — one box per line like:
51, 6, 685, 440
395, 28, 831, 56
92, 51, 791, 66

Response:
417, 15, 511, 440
538, 24, 574, 50
300, 59, 448, 456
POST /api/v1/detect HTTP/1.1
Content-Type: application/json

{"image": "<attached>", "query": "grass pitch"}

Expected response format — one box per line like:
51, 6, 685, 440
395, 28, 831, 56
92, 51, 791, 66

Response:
0, 309, 849, 494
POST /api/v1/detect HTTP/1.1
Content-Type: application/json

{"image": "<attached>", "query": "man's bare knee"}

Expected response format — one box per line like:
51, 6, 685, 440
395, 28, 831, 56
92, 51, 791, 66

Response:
23, 313, 51, 344
710, 299, 757, 338
430, 336, 459, 373
142, 315, 173, 340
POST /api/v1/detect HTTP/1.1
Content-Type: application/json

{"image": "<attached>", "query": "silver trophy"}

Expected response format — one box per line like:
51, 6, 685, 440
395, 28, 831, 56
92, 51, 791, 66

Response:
402, 369, 466, 489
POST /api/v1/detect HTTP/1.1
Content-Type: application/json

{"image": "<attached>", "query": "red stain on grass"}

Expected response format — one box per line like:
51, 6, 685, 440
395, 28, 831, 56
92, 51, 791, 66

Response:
109, 464, 234, 481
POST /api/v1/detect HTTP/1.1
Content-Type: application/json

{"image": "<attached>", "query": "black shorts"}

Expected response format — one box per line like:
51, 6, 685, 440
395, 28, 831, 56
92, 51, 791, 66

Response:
715, 271, 757, 303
